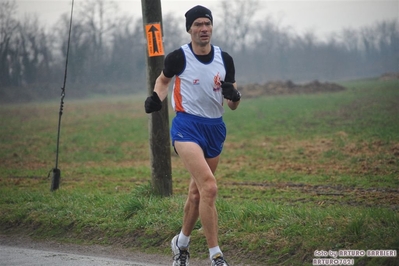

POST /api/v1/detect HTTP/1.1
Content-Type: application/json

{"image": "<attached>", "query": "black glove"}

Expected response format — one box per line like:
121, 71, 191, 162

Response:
145, 91, 162, 113
221, 81, 241, 102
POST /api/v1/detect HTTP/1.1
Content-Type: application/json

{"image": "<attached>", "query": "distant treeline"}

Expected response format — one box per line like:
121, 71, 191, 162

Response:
0, 0, 398, 102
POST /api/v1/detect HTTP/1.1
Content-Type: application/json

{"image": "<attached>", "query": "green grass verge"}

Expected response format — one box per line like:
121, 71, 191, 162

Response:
0, 78, 398, 265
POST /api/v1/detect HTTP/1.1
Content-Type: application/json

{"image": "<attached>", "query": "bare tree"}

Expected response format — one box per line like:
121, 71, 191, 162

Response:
0, 0, 18, 87
17, 15, 51, 84
375, 20, 399, 72
216, 0, 263, 52
340, 28, 360, 52
78, 0, 117, 50
162, 13, 185, 54
109, 15, 146, 90
76, 0, 118, 82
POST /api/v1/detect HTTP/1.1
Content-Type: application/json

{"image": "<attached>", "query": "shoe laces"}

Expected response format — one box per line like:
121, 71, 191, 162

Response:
174, 248, 189, 266
213, 255, 229, 266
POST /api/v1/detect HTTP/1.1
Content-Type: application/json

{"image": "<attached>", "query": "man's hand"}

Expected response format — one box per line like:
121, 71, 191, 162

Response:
144, 91, 162, 113
221, 81, 241, 102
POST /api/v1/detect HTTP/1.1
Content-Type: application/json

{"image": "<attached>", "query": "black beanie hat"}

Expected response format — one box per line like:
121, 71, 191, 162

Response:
185, 5, 213, 32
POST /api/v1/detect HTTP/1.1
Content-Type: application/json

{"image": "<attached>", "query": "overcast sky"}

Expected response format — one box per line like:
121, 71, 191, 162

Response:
15, 0, 399, 40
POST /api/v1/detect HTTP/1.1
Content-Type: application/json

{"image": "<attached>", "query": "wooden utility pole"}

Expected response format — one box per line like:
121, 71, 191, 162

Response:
141, 0, 172, 196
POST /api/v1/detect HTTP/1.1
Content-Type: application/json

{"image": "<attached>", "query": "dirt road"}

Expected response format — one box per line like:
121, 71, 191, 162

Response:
0, 245, 160, 266
0, 234, 212, 266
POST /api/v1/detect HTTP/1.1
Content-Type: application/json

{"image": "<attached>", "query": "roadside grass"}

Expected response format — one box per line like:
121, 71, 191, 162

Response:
0, 78, 398, 265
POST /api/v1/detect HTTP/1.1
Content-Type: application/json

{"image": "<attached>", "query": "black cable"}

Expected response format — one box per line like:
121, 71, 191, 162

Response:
50, 0, 74, 191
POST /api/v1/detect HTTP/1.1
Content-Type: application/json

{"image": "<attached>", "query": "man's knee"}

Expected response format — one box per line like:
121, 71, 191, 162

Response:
200, 181, 218, 201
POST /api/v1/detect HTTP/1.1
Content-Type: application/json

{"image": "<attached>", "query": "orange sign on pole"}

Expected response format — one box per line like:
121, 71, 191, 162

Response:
145, 23, 164, 57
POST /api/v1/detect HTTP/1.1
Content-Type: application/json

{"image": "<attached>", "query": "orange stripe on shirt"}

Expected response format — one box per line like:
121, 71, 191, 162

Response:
174, 76, 184, 112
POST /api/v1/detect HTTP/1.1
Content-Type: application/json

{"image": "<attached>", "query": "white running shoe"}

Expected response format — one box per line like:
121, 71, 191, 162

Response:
171, 235, 190, 266
211, 253, 229, 266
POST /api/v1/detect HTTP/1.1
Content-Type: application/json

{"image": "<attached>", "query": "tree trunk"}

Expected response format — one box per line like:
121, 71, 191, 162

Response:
141, 0, 172, 197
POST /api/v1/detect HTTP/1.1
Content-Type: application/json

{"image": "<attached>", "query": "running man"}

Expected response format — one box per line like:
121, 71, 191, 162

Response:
145, 5, 241, 266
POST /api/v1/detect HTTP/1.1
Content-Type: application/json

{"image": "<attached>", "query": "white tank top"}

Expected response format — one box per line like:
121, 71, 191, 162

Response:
171, 44, 226, 118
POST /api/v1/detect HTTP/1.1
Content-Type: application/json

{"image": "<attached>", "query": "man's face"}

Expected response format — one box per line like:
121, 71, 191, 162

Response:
189, 18, 213, 47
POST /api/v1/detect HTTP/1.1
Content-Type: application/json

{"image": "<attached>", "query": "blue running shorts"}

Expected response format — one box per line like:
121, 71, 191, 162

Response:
171, 112, 227, 158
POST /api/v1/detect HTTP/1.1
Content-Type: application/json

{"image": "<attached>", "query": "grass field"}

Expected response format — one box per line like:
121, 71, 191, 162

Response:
0, 78, 398, 265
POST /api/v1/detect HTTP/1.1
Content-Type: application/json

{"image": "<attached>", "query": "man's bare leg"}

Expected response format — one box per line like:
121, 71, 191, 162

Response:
175, 141, 220, 248
181, 155, 220, 237
181, 179, 200, 237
